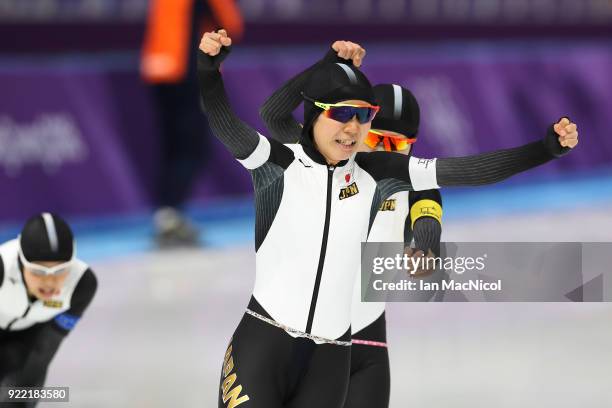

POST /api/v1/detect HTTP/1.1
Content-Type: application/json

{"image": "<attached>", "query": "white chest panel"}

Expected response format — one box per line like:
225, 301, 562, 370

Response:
253, 146, 378, 341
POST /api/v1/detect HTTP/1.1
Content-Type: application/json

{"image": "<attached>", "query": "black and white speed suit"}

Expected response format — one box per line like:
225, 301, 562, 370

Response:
198, 43, 571, 408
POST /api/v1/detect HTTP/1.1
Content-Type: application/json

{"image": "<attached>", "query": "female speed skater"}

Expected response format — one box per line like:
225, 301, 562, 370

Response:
260, 41, 444, 408
0, 213, 97, 407
197, 30, 578, 408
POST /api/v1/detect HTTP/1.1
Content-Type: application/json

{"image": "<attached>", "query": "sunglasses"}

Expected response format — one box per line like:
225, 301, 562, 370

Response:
303, 94, 380, 124
364, 129, 417, 152
18, 243, 75, 277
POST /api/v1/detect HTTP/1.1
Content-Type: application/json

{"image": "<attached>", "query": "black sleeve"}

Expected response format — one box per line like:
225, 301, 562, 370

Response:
436, 141, 553, 186
409, 190, 442, 256
52, 268, 97, 333
436, 124, 570, 186
357, 125, 570, 188
403, 213, 413, 246
66, 268, 97, 318
198, 48, 295, 170
197, 49, 264, 160
259, 48, 345, 143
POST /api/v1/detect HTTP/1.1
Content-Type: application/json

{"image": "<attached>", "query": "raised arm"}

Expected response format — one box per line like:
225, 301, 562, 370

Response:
260, 41, 366, 143
357, 118, 579, 190
435, 119, 577, 186
197, 30, 261, 160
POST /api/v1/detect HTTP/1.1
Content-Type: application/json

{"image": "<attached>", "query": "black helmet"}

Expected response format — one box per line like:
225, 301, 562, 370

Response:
371, 84, 420, 138
20, 213, 74, 262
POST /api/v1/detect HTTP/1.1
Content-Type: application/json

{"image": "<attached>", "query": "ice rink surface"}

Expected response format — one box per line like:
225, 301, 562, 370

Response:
35, 186, 612, 407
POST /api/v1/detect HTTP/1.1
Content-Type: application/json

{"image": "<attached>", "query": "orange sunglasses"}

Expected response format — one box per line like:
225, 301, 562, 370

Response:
364, 129, 417, 152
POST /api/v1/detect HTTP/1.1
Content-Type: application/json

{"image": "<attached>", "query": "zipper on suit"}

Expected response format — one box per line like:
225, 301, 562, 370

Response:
306, 166, 335, 333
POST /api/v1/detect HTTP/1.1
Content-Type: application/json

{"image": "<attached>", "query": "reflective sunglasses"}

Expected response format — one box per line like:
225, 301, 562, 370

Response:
18, 242, 75, 277
364, 129, 417, 152
303, 94, 380, 124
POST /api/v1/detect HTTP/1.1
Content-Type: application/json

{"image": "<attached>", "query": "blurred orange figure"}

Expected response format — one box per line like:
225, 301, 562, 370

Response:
142, 0, 243, 83
140, 0, 244, 247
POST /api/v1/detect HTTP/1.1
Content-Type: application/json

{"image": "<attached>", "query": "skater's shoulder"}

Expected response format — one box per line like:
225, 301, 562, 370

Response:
0, 239, 19, 288
71, 267, 98, 309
